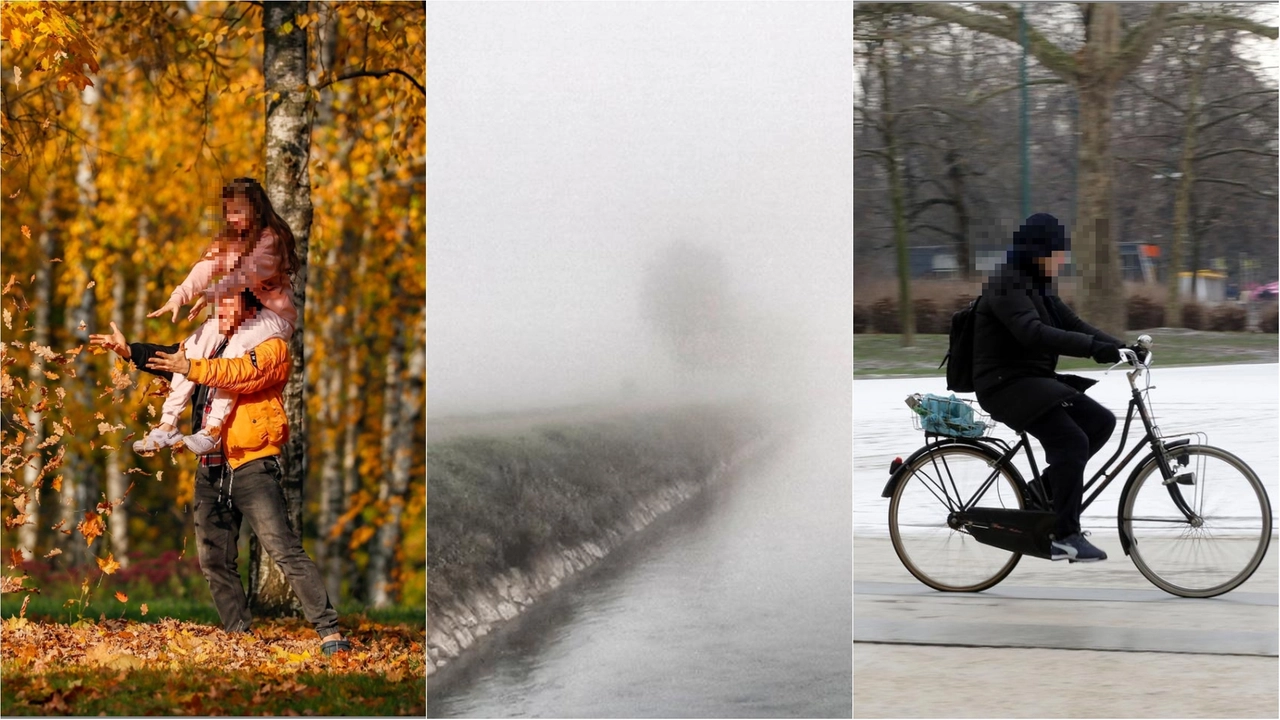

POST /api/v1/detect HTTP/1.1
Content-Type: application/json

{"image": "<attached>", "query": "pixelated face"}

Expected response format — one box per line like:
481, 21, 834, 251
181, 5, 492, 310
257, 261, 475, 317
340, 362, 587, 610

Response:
216, 294, 247, 336
224, 195, 253, 231
1039, 250, 1068, 278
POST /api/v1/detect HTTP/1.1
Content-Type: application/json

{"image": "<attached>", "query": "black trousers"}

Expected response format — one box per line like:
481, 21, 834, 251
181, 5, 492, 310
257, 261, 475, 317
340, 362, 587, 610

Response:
1023, 393, 1116, 538
192, 457, 340, 638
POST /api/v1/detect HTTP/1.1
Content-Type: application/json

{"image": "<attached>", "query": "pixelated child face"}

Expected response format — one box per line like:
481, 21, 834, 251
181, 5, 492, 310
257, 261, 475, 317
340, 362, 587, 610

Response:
216, 295, 247, 335
224, 196, 252, 231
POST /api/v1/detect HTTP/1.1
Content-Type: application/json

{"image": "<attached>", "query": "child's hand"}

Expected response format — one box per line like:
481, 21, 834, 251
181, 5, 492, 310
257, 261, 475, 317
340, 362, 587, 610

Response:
186, 296, 208, 322
88, 322, 130, 359
147, 340, 191, 376
148, 298, 183, 323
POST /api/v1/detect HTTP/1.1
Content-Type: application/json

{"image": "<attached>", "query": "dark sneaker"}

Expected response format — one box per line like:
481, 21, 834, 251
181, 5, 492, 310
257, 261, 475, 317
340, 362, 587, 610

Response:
1050, 532, 1107, 563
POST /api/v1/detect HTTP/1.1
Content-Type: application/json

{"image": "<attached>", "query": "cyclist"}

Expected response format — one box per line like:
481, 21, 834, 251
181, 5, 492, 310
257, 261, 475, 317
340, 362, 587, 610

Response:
973, 213, 1125, 562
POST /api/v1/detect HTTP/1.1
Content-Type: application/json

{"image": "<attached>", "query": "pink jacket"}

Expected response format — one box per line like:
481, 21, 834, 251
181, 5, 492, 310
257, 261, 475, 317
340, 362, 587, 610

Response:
169, 229, 297, 330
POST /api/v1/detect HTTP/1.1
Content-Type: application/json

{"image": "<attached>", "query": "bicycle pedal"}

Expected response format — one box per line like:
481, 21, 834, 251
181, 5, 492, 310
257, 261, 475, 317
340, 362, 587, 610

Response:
1163, 472, 1195, 486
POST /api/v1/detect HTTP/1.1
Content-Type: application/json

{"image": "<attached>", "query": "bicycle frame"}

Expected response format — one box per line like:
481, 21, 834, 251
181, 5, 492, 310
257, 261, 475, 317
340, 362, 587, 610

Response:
928, 357, 1195, 521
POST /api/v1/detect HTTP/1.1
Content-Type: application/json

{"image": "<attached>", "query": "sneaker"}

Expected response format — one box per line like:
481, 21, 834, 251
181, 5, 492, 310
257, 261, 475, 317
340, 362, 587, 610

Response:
132, 426, 183, 455
1049, 531, 1108, 563
182, 428, 220, 456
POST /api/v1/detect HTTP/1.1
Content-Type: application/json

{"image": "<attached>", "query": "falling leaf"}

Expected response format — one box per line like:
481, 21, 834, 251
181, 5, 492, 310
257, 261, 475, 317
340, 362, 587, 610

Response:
0, 575, 27, 593
115, 591, 128, 603
19, 594, 30, 619
21, 225, 31, 239
6, 188, 18, 199
94, 412, 105, 420
140, 603, 148, 616
49, 258, 62, 263
51, 476, 63, 492
156, 470, 164, 483
12, 66, 20, 88
4, 513, 29, 529
97, 553, 121, 575
86, 280, 96, 290
77, 511, 105, 547
2, 308, 9, 329
43, 370, 58, 380
7, 548, 24, 569
96, 499, 113, 516
43, 548, 62, 559
77, 320, 87, 331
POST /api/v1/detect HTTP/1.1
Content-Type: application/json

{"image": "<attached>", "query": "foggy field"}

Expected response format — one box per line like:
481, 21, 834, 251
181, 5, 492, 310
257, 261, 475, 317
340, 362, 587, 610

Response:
855, 329, 1280, 377
426, 406, 765, 605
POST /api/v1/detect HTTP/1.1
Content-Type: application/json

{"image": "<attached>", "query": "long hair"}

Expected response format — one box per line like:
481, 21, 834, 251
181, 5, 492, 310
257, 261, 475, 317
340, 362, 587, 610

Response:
209, 177, 300, 283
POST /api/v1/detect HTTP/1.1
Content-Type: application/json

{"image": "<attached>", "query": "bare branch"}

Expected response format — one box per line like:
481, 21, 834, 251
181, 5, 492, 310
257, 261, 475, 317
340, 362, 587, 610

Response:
316, 68, 424, 95
1194, 177, 1277, 198
1111, 4, 1180, 84
1193, 147, 1279, 162
1162, 12, 1279, 39
968, 78, 1067, 106
1198, 99, 1276, 133
882, 3, 1079, 81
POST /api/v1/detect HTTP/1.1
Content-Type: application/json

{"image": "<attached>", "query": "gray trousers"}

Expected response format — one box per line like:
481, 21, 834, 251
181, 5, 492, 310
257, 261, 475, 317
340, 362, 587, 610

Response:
192, 456, 340, 638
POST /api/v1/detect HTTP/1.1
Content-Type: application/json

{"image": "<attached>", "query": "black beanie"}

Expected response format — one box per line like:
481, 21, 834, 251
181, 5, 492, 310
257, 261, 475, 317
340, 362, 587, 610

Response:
1008, 213, 1069, 265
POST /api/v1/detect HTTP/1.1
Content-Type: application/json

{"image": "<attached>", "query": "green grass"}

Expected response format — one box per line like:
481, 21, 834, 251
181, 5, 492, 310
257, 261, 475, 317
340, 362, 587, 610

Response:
1, 594, 423, 630
0, 664, 423, 716
427, 406, 761, 606
854, 329, 1278, 378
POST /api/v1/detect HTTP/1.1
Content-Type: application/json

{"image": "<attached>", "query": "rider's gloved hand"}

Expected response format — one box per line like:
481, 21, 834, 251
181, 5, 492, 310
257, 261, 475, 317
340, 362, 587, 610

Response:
1129, 344, 1150, 363
1090, 338, 1122, 364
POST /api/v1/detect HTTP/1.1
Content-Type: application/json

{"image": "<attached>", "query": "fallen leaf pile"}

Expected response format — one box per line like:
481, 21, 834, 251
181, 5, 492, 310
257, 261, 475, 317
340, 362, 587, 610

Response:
0, 616, 424, 680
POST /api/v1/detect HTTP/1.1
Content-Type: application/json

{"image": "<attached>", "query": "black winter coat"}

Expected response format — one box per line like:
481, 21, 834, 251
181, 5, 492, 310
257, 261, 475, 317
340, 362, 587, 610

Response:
973, 262, 1123, 432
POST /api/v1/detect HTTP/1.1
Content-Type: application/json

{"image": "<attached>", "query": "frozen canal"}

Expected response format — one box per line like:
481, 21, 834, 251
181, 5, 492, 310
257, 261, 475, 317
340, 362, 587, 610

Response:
854, 363, 1279, 535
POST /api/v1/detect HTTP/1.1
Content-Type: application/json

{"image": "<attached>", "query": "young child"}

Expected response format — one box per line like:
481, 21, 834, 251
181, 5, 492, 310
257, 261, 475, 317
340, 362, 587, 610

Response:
129, 290, 290, 454
137, 177, 300, 454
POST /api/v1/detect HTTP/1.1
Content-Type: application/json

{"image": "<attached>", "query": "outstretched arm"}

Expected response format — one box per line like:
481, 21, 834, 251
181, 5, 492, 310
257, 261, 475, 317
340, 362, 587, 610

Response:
153, 337, 291, 394
90, 321, 179, 380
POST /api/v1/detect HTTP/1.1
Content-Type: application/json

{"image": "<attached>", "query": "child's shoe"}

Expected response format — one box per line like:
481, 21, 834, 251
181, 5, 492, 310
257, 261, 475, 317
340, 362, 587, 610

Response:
132, 426, 182, 455
182, 428, 221, 456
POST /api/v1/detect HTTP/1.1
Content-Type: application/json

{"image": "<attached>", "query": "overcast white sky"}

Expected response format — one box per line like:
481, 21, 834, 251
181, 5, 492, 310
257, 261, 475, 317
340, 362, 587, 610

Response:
428, 3, 853, 417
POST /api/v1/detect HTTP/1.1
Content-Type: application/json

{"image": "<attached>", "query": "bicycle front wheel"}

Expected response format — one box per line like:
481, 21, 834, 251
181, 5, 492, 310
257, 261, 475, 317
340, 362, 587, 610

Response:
888, 444, 1026, 592
1121, 445, 1273, 598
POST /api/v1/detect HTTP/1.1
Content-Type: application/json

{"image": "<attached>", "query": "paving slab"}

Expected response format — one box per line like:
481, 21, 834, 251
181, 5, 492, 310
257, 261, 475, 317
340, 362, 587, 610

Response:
854, 533, 1279, 717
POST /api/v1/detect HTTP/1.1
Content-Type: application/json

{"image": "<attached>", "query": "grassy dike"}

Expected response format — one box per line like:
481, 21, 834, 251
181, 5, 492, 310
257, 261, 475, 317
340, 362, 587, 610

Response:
855, 329, 1279, 378
426, 405, 764, 609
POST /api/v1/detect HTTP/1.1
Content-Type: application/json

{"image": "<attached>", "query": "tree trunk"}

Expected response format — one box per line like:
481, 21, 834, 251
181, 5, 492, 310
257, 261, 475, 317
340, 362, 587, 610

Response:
1072, 5, 1124, 334
62, 76, 103, 567
367, 314, 404, 606
368, 307, 423, 608
254, 0, 314, 616
20, 189, 58, 560
1165, 39, 1211, 324
107, 264, 129, 566
876, 42, 915, 345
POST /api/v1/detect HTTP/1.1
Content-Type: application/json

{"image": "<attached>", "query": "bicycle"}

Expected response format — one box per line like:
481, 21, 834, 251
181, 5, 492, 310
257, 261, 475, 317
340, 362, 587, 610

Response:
882, 339, 1273, 598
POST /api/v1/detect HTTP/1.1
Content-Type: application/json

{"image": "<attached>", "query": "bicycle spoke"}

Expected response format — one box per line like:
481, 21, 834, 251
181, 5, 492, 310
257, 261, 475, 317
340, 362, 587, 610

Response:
1122, 446, 1271, 598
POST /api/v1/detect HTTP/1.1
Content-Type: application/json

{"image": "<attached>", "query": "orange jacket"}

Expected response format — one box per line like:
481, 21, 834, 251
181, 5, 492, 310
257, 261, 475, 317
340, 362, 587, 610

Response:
185, 336, 290, 469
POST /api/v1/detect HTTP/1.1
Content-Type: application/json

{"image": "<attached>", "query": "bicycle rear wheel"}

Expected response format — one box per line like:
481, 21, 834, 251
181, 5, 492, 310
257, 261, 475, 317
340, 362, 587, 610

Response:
1121, 445, 1273, 598
888, 444, 1026, 592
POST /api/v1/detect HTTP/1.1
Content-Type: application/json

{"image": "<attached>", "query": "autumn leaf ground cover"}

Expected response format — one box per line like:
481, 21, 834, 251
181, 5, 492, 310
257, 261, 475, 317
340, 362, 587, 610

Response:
1, 609, 425, 715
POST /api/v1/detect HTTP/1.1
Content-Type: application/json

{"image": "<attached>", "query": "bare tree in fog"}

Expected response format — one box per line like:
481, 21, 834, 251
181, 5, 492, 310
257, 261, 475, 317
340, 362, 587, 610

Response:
643, 242, 744, 381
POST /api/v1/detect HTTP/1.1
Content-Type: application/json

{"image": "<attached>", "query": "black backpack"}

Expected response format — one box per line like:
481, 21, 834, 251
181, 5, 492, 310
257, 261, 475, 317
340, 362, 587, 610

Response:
939, 297, 980, 393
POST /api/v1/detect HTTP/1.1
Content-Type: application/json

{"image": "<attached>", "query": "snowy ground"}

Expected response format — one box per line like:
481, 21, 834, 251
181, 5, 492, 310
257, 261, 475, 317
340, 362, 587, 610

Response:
854, 363, 1279, 535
